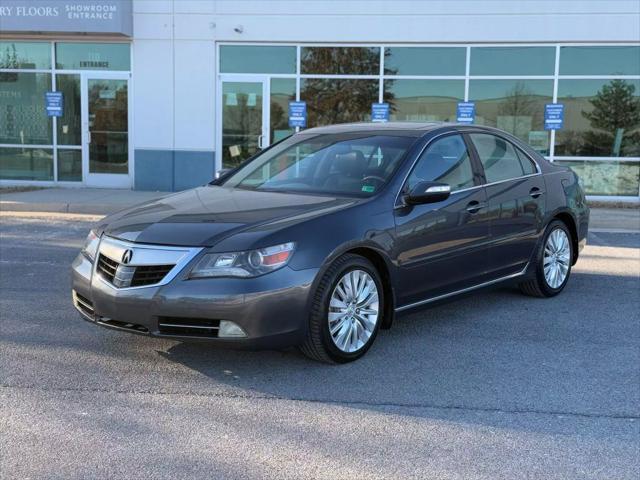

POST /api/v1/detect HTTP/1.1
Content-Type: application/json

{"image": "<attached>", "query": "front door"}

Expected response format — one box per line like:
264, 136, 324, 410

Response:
83, 73, 131, 188
217, 76, 270, 170
393, 133, 491, 308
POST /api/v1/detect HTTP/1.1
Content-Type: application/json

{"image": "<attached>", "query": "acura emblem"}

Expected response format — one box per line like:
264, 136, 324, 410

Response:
121, 249, 133, 265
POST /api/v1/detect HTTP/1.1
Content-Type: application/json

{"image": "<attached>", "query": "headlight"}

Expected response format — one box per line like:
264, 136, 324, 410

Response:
81, 230, 100, 261
189, 242, 295, 279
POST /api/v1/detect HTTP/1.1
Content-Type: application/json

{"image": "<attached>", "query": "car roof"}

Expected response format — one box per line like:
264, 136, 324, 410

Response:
300, 121, 455, 137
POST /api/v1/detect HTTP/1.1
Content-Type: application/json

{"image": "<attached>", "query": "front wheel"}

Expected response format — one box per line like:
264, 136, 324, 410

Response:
519, 220, 573, 298
300, 254, 383, 363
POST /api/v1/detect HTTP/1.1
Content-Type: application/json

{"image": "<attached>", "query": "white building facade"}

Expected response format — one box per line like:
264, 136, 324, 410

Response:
1, 0, 639, 200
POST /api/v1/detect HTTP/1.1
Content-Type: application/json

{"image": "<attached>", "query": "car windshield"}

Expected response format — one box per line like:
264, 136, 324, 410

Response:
221, 134, 416, 197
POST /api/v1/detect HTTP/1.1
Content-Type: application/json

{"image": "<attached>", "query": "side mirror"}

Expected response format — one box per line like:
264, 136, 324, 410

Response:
405, 181, 451, 205
215, 168, 231, 179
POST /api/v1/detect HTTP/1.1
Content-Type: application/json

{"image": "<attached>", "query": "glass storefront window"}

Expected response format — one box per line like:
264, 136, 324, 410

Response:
0, 42, 51, 69
555, 160, 639, 196
560, 46, 640, 76
385, 79, 463, 122
56, 74, 81, 145
0, 147, 53, 180
220, 46, 296, 74
470, 47, 556, 76
55, 43, 130, 71
301, 47, 380, 75
384, 47, 466, 76
57, 149, 82, 181
0, 72, 53, 145
270, 78, 296, 143
300, 79, 379, 127
469, 79, 553, 154
555, 79, 640, 157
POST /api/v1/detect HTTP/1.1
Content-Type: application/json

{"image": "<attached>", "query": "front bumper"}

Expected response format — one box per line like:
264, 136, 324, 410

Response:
71, 247, 318, 350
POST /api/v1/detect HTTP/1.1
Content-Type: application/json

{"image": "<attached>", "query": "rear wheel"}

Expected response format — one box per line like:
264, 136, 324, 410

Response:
300, 254, 383, 363
519, 220, 573, 298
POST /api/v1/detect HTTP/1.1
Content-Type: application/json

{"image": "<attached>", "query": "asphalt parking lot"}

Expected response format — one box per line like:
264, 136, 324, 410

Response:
1, 212, 638, 479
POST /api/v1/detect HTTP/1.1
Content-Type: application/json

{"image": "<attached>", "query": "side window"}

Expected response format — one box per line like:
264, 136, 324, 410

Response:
470, 133, 526, 183
515, 148, 537, 175
408, 134, 475, 191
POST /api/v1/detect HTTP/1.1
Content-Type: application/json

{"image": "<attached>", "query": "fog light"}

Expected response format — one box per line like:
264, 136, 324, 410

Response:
218, 320, 247, 338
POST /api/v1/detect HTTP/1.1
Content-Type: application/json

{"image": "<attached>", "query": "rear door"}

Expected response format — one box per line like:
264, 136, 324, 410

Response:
467, 133, 546, 278
393, 133, 491, 307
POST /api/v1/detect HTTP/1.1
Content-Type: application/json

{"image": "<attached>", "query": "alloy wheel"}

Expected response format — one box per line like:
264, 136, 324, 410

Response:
328, 269, 379, 353
543, 228, 571, 289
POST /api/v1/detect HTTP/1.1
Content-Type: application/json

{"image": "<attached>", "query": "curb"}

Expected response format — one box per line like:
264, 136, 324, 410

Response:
1, 201, 119, 215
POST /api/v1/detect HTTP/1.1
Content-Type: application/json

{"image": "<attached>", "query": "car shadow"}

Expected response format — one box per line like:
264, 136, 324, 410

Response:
160, 270, 639, 437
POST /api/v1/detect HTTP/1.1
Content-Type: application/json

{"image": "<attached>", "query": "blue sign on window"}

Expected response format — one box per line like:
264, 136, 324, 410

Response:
371, 103, 390, 122
456, 102, 475, 124
45, 91, 63, 117
288, 101, 307, 128
544, 103, 564, 130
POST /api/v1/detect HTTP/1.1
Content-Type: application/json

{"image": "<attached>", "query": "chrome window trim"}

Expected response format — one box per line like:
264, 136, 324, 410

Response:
394, 129, 544, 208
93, 236, 203, 291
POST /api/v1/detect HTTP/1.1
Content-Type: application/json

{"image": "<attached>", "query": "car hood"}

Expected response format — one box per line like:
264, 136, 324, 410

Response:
98, 186, 361, 247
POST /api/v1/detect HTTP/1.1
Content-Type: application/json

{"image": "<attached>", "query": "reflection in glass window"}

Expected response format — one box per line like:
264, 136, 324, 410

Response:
55, 43, 130, 70
301, 47, 380, 75
556, 79, 640, 158
0, 42, 51, 69
385, 79, 463, 122
270, 78, 296, 143
220, 45, 296, 74
560, 46, 640, 76
384, 47, 466, 76
470, 133, 529, 183
469, 79, 553, 154
0, 72, 53, 145
56, 74, 81, 145
470, 47, 555, 76
300, 79, 379, 128
555, 160, 639, 196
57, 149, 82, 181
0, 147, 53, 180
408, 134, 474, 191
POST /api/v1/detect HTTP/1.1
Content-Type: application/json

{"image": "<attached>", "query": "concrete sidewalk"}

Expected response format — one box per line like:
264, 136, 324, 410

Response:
1, 187, 639, 232
0, 188, 170, 215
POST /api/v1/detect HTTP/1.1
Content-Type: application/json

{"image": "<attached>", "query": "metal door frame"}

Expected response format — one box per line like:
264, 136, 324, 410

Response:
82, 71, 133, 188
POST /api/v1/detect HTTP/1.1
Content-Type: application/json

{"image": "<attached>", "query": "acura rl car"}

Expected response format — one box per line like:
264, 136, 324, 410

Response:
72, 122, 589, 363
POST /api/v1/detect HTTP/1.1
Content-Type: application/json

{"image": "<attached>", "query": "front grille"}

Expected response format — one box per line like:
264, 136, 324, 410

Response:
158, 317, 220, 337
73, 290, 94, 318
97, 318, 149, 334
97, 254, 118, 283
131, 265, 174, 287
96, 254, 174, 288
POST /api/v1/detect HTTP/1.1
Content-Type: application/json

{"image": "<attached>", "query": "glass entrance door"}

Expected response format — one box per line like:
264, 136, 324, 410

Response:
218, 77, 270, 169
82, 74, 131, 188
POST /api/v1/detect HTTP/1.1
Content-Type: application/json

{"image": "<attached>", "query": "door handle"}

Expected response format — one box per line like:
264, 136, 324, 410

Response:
466, 200, 485, 214
529, 187, 544, 199
258, 134, 265, 149
87, 131, 91, 144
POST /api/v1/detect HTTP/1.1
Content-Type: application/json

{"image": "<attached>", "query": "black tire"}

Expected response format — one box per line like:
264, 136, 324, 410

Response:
300, 254, 384, 364
519, 220, 573, 298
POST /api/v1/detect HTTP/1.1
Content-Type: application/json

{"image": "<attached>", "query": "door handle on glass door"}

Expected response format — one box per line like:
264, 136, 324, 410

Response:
258, 135, 265, 149
87, 131, 91, 144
